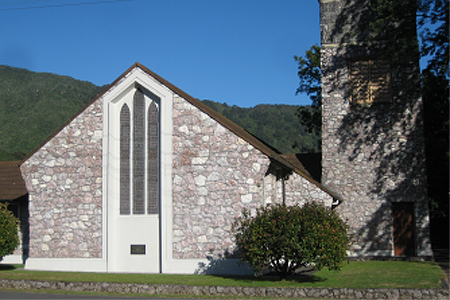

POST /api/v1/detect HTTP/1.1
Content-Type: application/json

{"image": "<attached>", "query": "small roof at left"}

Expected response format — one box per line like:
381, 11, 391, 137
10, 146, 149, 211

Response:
0, 161, 28, 200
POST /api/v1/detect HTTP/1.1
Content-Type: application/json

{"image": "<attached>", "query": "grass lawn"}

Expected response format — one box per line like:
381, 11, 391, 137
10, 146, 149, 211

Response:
0, 261, 445, 290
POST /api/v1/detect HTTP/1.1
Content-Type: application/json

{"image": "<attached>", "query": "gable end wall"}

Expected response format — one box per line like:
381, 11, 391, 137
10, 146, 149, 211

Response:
18, 66, 334, 266
172, 95, 333, 259
20, 98, 103, 258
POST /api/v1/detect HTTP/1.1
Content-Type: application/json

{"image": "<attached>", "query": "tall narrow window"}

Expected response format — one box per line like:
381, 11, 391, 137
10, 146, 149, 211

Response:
121, 88, 161, 216
120, 104, 130, 215
349, 59, 391, 104
147, 101, 159, 214
133, 89, 145, 214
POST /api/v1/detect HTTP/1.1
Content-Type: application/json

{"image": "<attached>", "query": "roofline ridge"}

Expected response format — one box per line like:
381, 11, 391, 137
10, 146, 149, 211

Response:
19, 63, 342, 201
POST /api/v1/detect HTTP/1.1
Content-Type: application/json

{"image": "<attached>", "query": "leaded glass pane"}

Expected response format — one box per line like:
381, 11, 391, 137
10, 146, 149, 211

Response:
147, 101, 159, 214
120, 104, 130, 215
133, 89, 145, 214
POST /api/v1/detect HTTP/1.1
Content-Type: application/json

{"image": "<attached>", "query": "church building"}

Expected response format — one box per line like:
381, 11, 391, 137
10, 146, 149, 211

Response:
2, 0, 433, 273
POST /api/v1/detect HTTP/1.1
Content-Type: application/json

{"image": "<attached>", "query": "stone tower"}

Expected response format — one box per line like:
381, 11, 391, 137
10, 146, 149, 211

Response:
319, 0, 432, 257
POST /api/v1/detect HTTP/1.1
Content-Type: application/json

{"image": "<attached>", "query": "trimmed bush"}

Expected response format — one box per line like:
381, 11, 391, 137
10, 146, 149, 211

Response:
233, 202, 349, 279
0, 203, 20, 259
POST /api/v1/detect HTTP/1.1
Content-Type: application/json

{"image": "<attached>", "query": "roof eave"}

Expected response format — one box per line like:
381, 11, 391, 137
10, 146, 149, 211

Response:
19, 62, 341, 202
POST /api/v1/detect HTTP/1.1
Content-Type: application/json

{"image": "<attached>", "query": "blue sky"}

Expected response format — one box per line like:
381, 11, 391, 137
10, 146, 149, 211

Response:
0, 0, 320, 107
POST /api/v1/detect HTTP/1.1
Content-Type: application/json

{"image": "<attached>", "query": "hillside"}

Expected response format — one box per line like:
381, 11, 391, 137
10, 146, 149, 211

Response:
0, 66, 319, 161
0, 65, 105, 160
202, 100, 320, 153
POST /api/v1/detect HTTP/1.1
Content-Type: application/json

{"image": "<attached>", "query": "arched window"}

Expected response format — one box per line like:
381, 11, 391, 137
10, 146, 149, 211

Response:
147, 101, 159, 214
120, 88, 160, 215
133, 89, 145, 214
120, 104, 130, 215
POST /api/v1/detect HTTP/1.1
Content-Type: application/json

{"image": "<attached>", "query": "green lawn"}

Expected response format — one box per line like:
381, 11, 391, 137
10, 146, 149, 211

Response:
0, 261, 445, 289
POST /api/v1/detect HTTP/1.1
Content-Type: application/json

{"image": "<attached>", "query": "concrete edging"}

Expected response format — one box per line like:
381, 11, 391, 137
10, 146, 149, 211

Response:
0, 279, 449, 299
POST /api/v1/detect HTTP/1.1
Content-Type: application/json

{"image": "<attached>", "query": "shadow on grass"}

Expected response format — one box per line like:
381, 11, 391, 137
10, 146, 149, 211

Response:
0, 264, 19, 271
195, 250, 326, 285
212, 273, 326, 285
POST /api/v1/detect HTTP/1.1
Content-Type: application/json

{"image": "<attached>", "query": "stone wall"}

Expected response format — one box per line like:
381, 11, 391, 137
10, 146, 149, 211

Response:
320, 0, 431, 256
18, 67, 335, 263
171, 95, 332, 259
20, 98, 103, 258
172, 95, 272, 259
284, 172, 333, 208
0, 279, 448, 299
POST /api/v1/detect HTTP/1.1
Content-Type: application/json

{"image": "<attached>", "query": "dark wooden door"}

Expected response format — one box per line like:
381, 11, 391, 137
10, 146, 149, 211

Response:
392, 202, 415, 256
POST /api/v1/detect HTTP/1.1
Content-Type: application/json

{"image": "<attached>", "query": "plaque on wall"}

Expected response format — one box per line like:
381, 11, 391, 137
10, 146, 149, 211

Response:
130, 244, 146, 255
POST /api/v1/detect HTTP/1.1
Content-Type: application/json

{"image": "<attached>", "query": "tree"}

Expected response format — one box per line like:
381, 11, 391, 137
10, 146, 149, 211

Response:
422, 69, 449, 247
294, 45, 321, 135
232, 202, 349, 279
418, 0, 449, 77
295, 0, 449, 119
0, 203, 20, 259
418, 4, 449, 225
294, 44, 321, 107
294, 0, 449, 246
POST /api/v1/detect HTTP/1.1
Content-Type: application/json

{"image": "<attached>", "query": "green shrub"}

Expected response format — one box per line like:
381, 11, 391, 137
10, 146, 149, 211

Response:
0, 203, 20, 259
233, 202, 349, 279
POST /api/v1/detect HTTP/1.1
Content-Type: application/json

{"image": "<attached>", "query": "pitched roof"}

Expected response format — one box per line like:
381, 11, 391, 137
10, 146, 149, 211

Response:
0, 161, 28, 200
22, 62, 343, 201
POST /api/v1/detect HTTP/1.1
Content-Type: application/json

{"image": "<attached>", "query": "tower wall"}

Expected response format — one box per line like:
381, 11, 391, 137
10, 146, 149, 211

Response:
319, 0, 432, 256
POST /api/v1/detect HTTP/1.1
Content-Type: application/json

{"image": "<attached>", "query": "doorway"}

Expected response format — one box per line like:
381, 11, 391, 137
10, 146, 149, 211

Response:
392, 202, 415, 256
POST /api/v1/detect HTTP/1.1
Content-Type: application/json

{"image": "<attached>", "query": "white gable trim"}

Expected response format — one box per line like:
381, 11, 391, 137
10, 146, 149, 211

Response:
102, 66, 173, 273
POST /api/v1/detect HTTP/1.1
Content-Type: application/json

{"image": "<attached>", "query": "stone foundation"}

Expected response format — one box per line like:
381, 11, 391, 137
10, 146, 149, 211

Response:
0, 279, 448, 299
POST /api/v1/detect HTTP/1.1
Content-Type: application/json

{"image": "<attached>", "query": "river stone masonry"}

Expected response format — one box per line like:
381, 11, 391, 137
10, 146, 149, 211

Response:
0, 279, 448, 299
18, 63, 339, 273
20, 98, 103, 259
171, 95, 332, 259
19, 80, 333, 262
320, 0, 432, 256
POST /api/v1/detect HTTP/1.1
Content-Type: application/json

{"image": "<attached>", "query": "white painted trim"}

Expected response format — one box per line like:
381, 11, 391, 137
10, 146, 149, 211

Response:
24, 257, 254, 275
347, 250, 394, 257
102, 66, 175, 274
349, 248, 434, 258
25, 258, 107, 272
159, 88, 173, 275
1, 254, 25, 264
102, 95, 109, 272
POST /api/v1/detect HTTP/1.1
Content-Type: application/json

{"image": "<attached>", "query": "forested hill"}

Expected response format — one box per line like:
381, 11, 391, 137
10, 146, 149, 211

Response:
202, 100, 319, 154
0, 66, 319, 161
0, 65, 106, 161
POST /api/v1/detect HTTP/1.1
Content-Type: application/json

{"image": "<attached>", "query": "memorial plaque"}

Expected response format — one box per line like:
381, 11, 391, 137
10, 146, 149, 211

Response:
130, 244, 146, 255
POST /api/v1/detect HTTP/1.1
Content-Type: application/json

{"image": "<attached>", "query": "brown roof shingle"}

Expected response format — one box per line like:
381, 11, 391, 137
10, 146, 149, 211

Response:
0, 161, 28, 200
